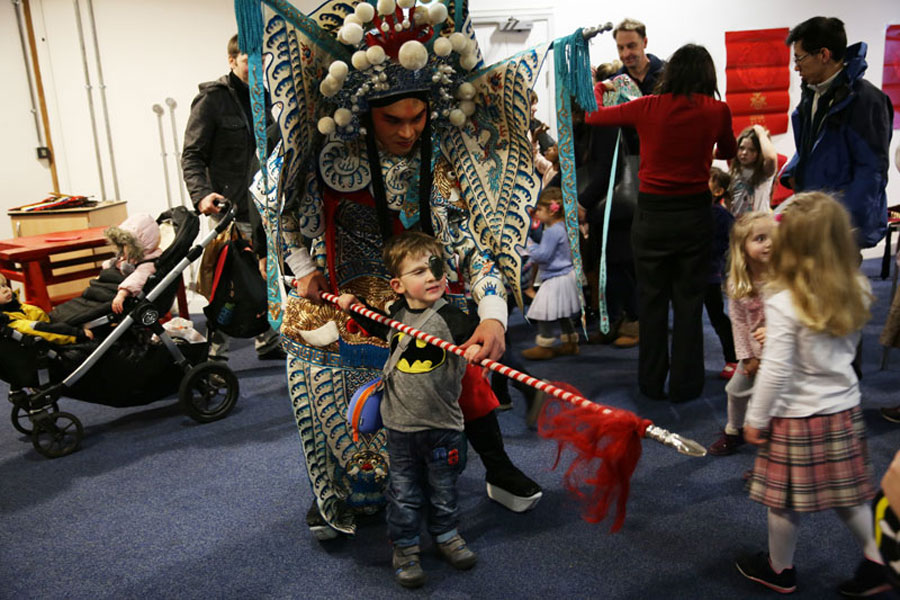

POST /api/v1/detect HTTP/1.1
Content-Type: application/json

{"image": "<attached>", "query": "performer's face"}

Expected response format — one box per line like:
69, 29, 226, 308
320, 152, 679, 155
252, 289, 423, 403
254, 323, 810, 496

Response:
371, 99, 428, 156
614, 31, 647, 71
229, 52, 249, 84
390, 253, 447, 310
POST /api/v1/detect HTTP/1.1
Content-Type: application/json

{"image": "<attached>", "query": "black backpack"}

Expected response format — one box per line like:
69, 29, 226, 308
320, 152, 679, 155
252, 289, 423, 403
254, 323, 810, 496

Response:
203, 232, 269, 338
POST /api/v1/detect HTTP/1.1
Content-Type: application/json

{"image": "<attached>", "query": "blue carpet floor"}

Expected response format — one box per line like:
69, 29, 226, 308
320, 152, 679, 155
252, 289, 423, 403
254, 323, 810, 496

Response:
2, 258, 900, 599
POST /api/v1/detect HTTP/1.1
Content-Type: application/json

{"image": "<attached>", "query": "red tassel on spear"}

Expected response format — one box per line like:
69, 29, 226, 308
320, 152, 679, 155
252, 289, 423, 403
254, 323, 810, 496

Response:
318, 292, 706, 532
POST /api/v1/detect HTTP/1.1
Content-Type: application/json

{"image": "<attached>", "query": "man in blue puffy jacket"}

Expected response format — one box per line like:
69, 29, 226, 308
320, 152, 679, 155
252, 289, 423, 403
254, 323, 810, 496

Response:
781, 16, 893, 249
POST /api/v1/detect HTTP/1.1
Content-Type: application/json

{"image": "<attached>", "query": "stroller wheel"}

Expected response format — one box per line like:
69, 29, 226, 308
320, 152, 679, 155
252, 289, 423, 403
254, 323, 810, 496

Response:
31, 412, 83, 458
178, 361, 239, 423
11, 401, 59, 436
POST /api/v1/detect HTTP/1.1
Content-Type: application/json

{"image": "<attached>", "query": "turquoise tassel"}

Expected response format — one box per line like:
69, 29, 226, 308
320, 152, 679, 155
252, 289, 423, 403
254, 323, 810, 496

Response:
234, 0, 263, 53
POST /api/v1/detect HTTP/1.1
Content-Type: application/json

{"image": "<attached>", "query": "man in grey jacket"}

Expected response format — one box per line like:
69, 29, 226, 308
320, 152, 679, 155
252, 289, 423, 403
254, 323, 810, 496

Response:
182, 34, 284, 361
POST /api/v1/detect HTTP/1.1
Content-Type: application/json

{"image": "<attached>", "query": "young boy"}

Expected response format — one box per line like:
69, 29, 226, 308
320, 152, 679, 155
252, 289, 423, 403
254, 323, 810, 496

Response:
337, 231, 481, 589
0, 273, 93, 402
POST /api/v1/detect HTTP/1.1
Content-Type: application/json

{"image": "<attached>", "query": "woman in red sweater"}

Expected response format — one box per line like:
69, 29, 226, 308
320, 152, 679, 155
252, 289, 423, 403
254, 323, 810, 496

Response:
586, 44, 737, 402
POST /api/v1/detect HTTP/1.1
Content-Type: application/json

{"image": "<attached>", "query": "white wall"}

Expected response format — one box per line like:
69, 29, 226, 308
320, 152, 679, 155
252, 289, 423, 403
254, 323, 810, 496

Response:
2, 0, 899, 242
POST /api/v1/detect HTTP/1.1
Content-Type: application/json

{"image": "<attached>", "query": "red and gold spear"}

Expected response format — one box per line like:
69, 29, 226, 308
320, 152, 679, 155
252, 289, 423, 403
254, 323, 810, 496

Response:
319, 291, 706, 531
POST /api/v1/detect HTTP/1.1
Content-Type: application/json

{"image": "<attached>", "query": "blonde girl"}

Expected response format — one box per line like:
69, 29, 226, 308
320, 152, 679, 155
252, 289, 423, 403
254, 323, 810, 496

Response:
729, 124, 778, 217
521, 187, 581, 360
708, 211, 774, 455
735, 192, 886, 596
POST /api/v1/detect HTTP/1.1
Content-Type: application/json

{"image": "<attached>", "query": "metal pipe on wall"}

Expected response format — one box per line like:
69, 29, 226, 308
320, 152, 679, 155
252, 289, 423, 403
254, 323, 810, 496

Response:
164, 97, 188, 208
152, 104, 174, 210
12, 0, 43, 146
85, 0, 120, 200
19, 0, 59, 193
73, 0, 107, 201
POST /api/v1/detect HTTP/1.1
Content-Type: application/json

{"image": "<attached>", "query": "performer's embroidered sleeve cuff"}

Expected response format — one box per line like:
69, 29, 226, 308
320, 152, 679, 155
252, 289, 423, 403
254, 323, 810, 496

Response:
477, 295, 507, 330
285, 247, 318, 279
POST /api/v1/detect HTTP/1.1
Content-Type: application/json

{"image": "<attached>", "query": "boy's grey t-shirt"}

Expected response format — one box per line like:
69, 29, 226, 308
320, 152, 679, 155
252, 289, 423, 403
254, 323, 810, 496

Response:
354, 297, 478, 433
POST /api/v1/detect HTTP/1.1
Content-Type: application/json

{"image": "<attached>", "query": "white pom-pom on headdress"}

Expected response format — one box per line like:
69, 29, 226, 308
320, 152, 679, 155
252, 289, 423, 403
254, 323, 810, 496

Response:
343, 13, 362, 27
354, 2, 375, 22
455, 82, 476, 100
351, 50, 371, 70
449, 32, 467, 53
341, 22, 364, 45
376, 0, 396, 16
329, 60, 349, 81
427, 2, 448, 24
433, 37, 452, 57
317, 116, 336, 135
398, 40, 428, 71
366, 45, 387, 65
448, 109, 466, 127
319, 74, 342, 97
397, 0, 416, 8
459, 53, 478, 71
459, 99, 476, 116
333, 108, 353, 127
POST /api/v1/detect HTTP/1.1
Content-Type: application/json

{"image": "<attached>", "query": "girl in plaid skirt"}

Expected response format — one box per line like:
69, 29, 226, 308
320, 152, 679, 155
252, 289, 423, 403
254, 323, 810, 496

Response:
734, 192, 889, 596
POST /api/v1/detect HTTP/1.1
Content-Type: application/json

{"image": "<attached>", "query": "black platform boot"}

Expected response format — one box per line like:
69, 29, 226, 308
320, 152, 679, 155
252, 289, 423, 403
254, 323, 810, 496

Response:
465, 410, 542, 512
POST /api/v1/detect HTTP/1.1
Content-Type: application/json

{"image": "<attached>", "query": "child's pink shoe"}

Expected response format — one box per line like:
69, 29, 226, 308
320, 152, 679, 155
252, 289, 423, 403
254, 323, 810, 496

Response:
719, 362, 737, 380
708, 429, 744, 456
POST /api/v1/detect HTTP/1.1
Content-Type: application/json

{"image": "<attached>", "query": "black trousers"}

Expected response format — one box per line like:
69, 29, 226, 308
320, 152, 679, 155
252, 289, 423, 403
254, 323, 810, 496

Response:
704, 283, 737, 363
631, 192, 712, 400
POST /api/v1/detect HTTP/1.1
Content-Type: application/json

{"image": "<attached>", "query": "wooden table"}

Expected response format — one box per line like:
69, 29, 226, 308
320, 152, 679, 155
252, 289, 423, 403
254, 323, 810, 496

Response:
0, 227, 189, 318
0, 227, 115, 312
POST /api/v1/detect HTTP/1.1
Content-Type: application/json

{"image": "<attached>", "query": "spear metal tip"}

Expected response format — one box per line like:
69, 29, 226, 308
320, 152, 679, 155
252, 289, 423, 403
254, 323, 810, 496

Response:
643, 424, 708, 457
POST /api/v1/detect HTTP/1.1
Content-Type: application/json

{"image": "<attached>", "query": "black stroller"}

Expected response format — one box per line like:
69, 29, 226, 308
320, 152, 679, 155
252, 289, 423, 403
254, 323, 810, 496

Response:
3, 205, 241, 458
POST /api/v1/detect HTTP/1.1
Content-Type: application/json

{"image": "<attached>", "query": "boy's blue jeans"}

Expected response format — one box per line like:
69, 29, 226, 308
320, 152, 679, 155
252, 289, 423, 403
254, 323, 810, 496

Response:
386, 428, 467, 547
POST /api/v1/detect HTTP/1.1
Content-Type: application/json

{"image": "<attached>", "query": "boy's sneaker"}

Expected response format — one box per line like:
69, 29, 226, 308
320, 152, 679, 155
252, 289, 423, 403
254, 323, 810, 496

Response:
708, 429, 744, 456
736, 552, 797, 594
881, 406, 900, 423
437, 534, 477, 570
392, 544, 426, 588
837, 558, 891, 597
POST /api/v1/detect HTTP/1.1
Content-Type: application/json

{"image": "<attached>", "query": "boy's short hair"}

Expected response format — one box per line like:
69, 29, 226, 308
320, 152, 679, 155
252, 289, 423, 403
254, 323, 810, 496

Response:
709, 166, 731, 191
0, 272, 7, 287
227, 34, 240, 58
383, 231, 443, 277
613, 18, 646, 40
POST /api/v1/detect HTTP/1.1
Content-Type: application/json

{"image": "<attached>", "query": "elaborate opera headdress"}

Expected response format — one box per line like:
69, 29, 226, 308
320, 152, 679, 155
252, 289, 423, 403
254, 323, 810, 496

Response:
315, 0, 479, 138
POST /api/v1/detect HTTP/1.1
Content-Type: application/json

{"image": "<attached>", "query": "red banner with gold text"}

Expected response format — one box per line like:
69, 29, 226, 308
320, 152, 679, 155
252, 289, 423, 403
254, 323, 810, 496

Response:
725, 28, 791, 135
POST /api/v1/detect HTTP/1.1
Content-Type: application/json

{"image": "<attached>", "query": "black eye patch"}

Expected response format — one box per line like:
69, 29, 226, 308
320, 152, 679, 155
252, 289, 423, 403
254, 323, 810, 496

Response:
428, 255, 444, 279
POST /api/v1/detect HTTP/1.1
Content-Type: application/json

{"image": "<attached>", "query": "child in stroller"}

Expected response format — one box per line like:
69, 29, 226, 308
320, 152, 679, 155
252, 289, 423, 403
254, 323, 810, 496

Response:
2, 206, 241, 459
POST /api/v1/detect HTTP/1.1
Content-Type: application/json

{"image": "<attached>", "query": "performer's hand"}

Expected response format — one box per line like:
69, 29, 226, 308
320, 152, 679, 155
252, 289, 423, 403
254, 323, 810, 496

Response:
882, 449, 900, 510
336, 293, 361, 312
463, 343, 483, 364
461, 319, 505, 363
198, 193, 225, 215
294, 270, 329, 305
743, 425, 768, 446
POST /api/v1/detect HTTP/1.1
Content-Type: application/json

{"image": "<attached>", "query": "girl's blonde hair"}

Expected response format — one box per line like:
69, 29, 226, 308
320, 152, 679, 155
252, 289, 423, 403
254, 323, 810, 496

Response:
769, 192, 871, 336
727, 211, 774, 300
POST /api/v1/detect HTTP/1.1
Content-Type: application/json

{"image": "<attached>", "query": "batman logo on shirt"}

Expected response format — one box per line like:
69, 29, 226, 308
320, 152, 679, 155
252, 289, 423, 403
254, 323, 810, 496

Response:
390, 332, 446, 373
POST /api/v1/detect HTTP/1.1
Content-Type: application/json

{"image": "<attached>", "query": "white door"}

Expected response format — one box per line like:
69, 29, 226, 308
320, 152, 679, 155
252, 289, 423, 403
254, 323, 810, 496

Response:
470, 11, 556, 137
